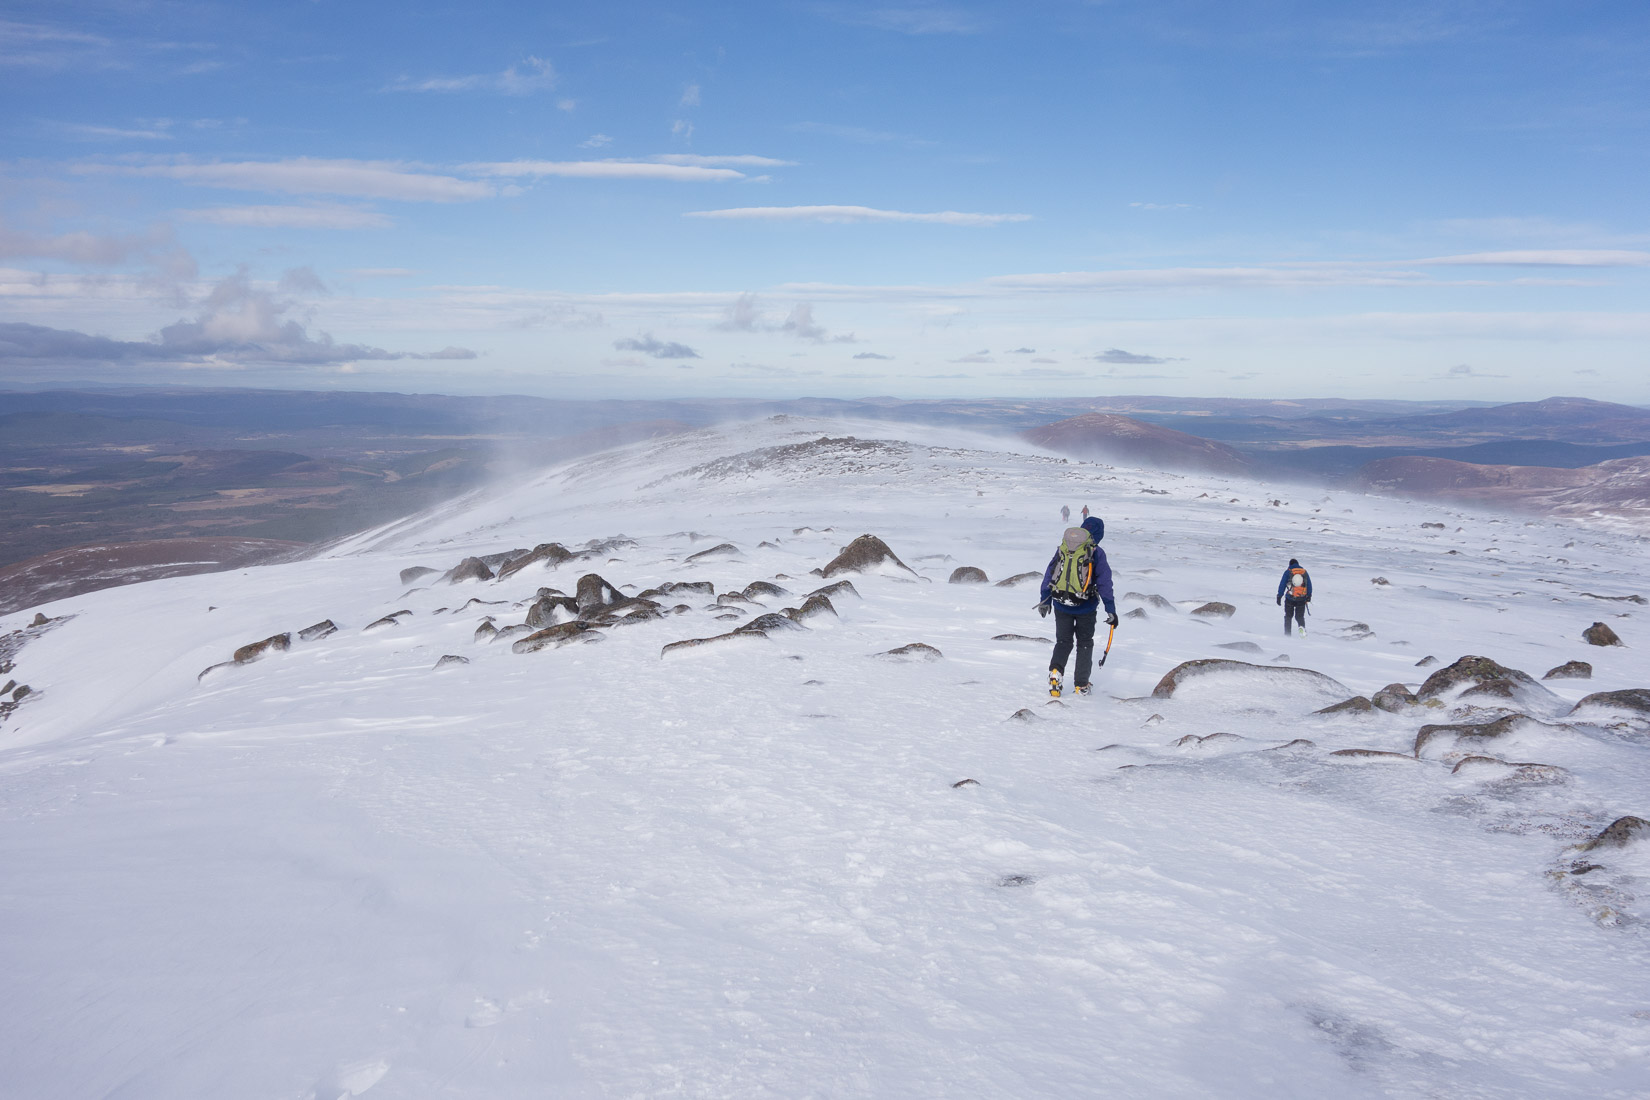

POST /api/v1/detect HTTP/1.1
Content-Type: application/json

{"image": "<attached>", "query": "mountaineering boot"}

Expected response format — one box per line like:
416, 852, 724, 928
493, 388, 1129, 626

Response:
1298, 626, 1307, 638
1049, 669, 1063, 698
1074, 683, 1092, 697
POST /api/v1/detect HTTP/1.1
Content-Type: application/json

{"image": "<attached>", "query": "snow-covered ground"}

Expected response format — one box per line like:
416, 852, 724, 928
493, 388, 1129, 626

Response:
2, 417, 1648, 1098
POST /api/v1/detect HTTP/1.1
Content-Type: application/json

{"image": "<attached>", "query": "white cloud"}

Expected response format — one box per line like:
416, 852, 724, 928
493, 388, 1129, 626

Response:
467, 159, 742, 182
177, 204, 393, 229
60, 121, 175, 141
580, 133, 613, 148
1130, 201, 1195, 211
717, 292, 763, 331
386, 56, 556, 96
680, 83, 701, 108
557, 98, 577, 112
653, 153, 797, 168
1413, 250, 1650, 267
78, 157, 497, 202
685, 205, 1031, 226
671, 119, 694, 140
0, 221, 177, 265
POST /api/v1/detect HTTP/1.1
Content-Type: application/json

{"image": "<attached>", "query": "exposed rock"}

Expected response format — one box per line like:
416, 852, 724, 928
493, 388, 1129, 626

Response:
1125, 608, 1149, 621
997, 875, 1036, 887
1189, 602, 1236, 619
742, 581, 790, 600
820, 534, 916, 579
1412, 713, 1571, 757
994, 572, 1040, 588
11, 683, 32, 701
1316, 695, 1375, 715
479, 548, 529, 569
433, 654, 470, 669
196, 662, 236, 682
948, 566, 989, 584
30, 612, 49, 627
1372, 684, 1418, 712
399, 566, 439, 585
1415, 655, 1438, 668
1371, 577, 1391, 586
1215, 641, 1264, 654
1328, 749, 1415, 763
444, 556, 494, 584
494, 624, 534, 644
1334, 622, 1375, 641
512, 620, 603, 654
1124, 593, 1175, 611
685, 542, 741, 563
661, 631, 765, 658
1542, 661, 1592, 681
736, 613, 806, 637
808, 580, 860, 601
784, 594, 838, 623
992, 633, 1051, 644
875, 642, 943, 662
575, 573, 626, 614
1583, 621, 1623, 647
1416, 655, 1539, 700
1421, 522, 1446, 529
952, 778, 980, 788
1267, 738, 1317, 751
1449, 756, 1569, 784
1172, 732, 1244, 748
233, 633, 291, 664
1142, 714, 1165, 727
658, 580, 716, 597
1568, 688, 1650, 716
497, 542, 575, 579
1581, 816, 1650, 851
363, 616, 401, 632
1582, 592, 1647, 605
297, 620, 337, 642
714, 612, 743, 622
606, 605, 664, 626
526, 594, 580, 628
716, 592, 757, 607
1150, 659, 1350, 703
474, 621, 498, 643
1008, 708, 1040, 722
0, 680, 12, 696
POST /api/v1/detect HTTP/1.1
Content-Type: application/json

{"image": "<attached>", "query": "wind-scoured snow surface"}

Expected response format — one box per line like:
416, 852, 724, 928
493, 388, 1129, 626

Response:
3, 418, 1649, 1098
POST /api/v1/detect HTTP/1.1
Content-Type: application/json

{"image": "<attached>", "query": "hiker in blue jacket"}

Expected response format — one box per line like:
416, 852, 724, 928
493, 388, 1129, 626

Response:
1038, 513, 1117, 697
1277, 558, 1312, 636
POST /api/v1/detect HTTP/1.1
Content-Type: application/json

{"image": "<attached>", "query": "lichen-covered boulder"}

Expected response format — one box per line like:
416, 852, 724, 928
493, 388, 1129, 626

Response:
399, 566, 439, 585
1416, 655, 1539, 700
497, 542, 575, 579
1150, 659, 1349, 705
1542, 661, 1592, 681
874, 642, 943, 662
1189, 602, 1236, 619
233, 633, 291, 664
948, 566, 989, 584
1583, 621, 1623, 647
444, 557, 494, 584
1581, 816, 1650, 851
994, 572, 1040, 588
512, 621, 603, 654
821, 535, 916, 579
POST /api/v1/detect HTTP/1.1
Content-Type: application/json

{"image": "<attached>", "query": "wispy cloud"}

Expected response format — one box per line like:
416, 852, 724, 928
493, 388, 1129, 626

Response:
0, 221, 178, 265
0, 18, 110, 70
467, 159, 743, 182
1414, 250, 1650, 267
1095, 347, 1176, 365
580, 133, 614, 148
853, 351, 892, 360
686, 204, 1030, 226
1130, 201, 1195, 211
679, 83, 701, 108
613, 333, 701, 359
788, 121, 934, 146
386, 56, 556, 95
653, 153, 797, 168
78, 157, 497, 202
60, 120, 175, 141
177, 204, 393, 229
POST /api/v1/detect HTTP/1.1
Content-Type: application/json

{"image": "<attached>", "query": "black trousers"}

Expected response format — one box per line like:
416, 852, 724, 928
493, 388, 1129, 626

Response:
1284, 598, 1307, 634
1050, 609, 1097, 685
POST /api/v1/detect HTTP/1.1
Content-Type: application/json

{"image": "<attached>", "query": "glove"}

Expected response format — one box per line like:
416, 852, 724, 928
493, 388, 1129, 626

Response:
1037, 600, 1051, 618
1276, 595, 1282, 606
1103, 612, 1118, 627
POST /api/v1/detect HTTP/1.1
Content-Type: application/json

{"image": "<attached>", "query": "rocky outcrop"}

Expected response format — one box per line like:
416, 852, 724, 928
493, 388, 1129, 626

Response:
1416, 655, 1539, 700
661, 631, 766, 658
1543, 661, 1592, 680
497, 542, 575, 579
233, 633, 291, 664
742, 581, 789, 600
1449, 756, 1569, 784
1125, 608, 1148, 620
1415, 655, 1438, 668
1215, 641, 1264, 655
1412, 713, 1570, 758
685, 542, 740, 563
298, 620, 337, 642
474, 621, 498, 643
736, 613, 805, 637
363, 616, 401, 632
808, 579, 860, 601
1316, 696, 1374, 715
1189, 602, 1236, 619
948, 566, 989, 584
512, 621, 603, 654
1124, 593, 1175, 611
1583, 621, 1623, 647
1372, 683, 1418, 712
1581, 816, 1650, 851
433, 654, 469, 669
574, 573, 626, 614
784, 594, 838, 623
992, 633, 1050, 644
1328, 749, 1415, 763
994, 572, 1040, 588
875, 642, 943, 662
399, 566, 439, 585
1567, 688, 1650, 716
1150, 659, 1349, 702
526, 593, 580, 628
443, 557, 494, 584
820, 535, 916, 579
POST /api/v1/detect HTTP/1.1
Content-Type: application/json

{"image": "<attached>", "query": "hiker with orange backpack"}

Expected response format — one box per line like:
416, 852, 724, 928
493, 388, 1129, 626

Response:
1277, 558, 1312, 636
1037, 511, 1117, 697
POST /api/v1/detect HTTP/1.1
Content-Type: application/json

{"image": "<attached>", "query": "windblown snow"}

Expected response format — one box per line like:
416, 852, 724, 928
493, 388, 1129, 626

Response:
3, 417, 1649, 1098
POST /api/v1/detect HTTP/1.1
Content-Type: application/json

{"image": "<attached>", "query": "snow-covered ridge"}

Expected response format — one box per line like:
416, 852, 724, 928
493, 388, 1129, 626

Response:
2, 417, 1648, 1098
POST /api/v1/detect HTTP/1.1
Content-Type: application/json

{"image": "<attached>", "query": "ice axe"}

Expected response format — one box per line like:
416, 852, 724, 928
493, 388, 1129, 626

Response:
1097, 622, 1116, 667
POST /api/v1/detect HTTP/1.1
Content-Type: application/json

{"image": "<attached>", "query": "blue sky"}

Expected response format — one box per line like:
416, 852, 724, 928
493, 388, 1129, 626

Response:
2, 0, 1647, 400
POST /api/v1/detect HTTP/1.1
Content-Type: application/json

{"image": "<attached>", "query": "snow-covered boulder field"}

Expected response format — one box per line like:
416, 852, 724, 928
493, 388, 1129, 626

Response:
2, 418, 1648, 1098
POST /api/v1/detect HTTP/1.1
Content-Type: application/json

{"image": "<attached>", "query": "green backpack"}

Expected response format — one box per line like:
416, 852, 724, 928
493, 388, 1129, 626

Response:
1051, 527, 1095, 605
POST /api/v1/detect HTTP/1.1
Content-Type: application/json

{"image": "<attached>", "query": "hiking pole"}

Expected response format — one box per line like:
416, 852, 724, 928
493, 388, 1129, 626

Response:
1096, 623, 1116, 667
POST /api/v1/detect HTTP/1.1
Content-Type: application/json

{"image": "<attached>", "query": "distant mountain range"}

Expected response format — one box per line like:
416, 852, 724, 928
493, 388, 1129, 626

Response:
1019, 413, 1254, 476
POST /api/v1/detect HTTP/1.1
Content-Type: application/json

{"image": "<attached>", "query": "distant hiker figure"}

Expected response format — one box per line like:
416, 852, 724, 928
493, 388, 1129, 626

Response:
1060, 505, 1070, 524
1277, 558, 1312, 636
1037, 514, 1117, 697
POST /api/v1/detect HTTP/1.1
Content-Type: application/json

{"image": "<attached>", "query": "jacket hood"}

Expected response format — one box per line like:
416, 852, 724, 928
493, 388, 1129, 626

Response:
1288, 558, 1300, 567
1081, 516, 1105, 542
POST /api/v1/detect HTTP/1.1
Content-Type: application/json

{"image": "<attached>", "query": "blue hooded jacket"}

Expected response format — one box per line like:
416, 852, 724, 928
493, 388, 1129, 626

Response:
1277, 559, 1312, 602
1039, 516, 1116, 617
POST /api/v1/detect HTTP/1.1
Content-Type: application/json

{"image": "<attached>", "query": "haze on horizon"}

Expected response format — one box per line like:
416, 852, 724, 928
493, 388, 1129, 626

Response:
2, 0, 1647, 402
